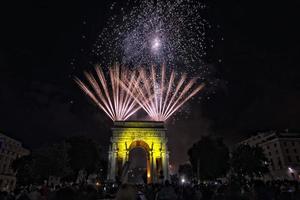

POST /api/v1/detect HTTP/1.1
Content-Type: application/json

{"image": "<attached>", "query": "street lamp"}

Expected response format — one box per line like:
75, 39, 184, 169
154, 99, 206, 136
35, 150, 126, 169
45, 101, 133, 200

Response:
181, 177, 185, 184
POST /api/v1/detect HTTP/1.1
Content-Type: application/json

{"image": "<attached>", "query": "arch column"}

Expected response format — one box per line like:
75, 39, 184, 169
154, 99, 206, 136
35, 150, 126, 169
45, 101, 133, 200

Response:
107, 142, 118, 181
158, 141, 169, 182
149, 149, 158, 183
146, 153, 151, 183
162, 151, 170, 181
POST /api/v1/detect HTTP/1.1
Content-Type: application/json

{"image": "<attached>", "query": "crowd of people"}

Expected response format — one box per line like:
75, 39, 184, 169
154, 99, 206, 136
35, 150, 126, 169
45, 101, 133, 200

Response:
116, 180, 300, 200
1, 179, 300, 200
0, 183, 101, 200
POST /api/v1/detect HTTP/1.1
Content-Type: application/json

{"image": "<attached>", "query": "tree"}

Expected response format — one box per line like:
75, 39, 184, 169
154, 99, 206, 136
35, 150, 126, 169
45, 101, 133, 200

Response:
13, 137, 106, 185
188, 136, 230, 180
12, 141, 72, 185
230, 144, 269, 179
34, 141, 72, 180
178, 163, 193, 181
66, 136, 102, 175
12, 155, 36, 185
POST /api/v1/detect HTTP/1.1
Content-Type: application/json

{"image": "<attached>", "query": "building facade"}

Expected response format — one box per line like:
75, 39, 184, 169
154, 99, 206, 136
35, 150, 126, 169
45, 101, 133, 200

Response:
240, 131, 300, 181
0, 133, 29, 191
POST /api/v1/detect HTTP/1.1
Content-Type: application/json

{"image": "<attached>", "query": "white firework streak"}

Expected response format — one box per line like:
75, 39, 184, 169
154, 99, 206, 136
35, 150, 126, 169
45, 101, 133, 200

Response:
120, 65, 205, 121
75, 64, 140, 121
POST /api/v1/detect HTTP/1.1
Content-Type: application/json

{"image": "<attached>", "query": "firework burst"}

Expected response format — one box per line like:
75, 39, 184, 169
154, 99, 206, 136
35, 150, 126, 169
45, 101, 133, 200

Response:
75, 65, 140, 121
121, 65, 205, 121
94, 0, 208, 68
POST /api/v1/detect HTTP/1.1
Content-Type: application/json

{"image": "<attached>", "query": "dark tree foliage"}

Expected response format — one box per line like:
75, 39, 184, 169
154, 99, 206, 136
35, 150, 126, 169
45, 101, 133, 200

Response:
230, 144, 269, 179
34, 142, 72, 180
66, 136, 102, 175
188, 136, 230, 180
12, 136, 105, 185
178, 163, 193, 181
170, 174, 179, 185
98, 159, 108, 181
12, 141, 72, 185
11, 155, 36, 185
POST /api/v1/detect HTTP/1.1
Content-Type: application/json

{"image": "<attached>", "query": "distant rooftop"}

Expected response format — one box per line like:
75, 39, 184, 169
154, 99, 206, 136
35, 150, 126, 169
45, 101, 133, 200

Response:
0, 132, 22, 145
240, 130, 300, 146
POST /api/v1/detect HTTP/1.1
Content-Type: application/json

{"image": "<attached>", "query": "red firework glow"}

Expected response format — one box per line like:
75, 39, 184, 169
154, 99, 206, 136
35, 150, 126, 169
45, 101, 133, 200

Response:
76, 65, 204, 121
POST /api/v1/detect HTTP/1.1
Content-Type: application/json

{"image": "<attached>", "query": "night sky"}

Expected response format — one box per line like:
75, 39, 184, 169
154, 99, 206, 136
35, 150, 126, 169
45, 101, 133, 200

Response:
1, 1, 300, 166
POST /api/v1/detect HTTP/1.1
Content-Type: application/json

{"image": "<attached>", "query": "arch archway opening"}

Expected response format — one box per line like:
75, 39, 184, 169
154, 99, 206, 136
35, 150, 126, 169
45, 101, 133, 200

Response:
128, 147, 148, 184
127, 140, 152, 184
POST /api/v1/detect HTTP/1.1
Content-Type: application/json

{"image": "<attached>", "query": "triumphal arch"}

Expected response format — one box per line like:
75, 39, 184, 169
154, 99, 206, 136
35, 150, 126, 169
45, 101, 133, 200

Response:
107, 121, 169, 183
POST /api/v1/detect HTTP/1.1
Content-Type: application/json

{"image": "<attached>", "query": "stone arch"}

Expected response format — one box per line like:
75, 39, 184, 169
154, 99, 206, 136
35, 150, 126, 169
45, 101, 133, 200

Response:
107, 121, 170, 184
129, 140, 150, 152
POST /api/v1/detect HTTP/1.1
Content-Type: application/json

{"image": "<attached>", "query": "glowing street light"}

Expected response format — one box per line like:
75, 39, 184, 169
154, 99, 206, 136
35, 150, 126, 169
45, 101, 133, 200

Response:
181, 177, 185, 184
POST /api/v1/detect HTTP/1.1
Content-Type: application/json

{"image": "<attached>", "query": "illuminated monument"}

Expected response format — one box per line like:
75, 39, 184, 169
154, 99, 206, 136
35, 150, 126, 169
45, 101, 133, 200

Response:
76, 65, 204, 183
107, 121, 169, 183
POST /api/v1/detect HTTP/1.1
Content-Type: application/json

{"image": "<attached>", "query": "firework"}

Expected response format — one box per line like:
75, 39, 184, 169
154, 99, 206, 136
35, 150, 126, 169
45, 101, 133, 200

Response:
94, 0, 208, 68
75, 65, 140, 121
121, 65, 205, 121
